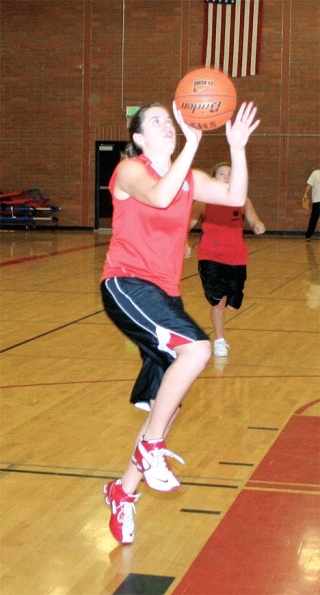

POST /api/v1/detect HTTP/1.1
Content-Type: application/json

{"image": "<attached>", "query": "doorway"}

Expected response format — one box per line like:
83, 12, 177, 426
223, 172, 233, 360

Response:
95, 141, 127, 230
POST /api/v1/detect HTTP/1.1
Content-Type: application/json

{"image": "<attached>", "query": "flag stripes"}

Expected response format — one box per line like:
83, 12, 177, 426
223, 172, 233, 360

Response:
203, 0, 263, 77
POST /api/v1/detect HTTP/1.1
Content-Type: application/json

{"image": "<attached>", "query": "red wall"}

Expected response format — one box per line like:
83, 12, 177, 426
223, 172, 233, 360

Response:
0, 0, 319, 230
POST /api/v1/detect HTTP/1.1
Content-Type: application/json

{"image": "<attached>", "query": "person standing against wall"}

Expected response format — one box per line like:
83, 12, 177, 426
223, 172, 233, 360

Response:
303, 169, 320, 241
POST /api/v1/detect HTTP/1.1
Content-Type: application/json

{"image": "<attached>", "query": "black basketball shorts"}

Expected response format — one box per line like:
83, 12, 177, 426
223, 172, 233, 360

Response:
100, 277, 209, 409
198, 260, 247, 310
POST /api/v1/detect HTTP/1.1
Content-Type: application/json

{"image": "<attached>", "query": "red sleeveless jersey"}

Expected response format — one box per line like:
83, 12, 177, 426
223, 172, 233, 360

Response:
198, 203, 248, 265
101, 154, 194, 296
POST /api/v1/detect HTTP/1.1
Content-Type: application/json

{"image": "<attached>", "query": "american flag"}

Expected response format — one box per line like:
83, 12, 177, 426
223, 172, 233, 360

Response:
203, 0, 263, 77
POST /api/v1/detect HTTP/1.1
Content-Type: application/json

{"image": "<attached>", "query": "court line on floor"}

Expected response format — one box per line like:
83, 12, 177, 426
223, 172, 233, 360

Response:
0, 310, 104, 354
0, 240, 111, 267
0, 466, 241, 489
268, 267, 313, 293
2, 372, 319, 389
0, 461, 246, 484
181, 509, 221, 515
1, 308, 319, 355
0, 372, 320, 392
245, 484, 320, 494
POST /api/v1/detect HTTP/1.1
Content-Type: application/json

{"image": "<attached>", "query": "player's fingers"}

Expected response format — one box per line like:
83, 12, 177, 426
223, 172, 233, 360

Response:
248, 118, 260, 133
235, 102, 247, 121
242, 102, 258, 125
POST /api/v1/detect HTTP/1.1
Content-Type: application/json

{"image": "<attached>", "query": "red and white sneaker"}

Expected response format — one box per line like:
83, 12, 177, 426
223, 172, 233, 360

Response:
132, 437, 184, 492
103, 479, 141, 545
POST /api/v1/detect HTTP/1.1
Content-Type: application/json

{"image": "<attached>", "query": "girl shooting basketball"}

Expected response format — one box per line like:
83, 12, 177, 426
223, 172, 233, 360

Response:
100, 100, 259, 544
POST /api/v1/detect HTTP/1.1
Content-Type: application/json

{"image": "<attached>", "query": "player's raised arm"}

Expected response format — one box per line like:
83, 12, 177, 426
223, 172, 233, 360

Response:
193, 102, 260, 207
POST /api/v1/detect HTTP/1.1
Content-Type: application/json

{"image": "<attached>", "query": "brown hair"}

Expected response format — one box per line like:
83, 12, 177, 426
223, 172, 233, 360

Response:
125, 102, 163, 158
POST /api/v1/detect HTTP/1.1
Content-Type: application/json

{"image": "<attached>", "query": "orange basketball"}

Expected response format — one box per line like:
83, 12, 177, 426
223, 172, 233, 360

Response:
174, 67, 237, 131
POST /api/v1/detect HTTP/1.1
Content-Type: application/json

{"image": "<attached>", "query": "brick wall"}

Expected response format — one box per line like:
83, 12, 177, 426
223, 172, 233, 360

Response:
0, 0, 319, 231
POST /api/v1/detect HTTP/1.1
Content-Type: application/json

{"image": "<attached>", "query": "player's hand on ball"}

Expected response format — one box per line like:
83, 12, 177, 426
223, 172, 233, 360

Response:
226, 102, 260, 150
173, 101, 202, 145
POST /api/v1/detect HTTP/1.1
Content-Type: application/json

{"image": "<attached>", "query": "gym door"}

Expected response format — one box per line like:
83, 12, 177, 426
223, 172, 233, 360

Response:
95, 141, 126, 229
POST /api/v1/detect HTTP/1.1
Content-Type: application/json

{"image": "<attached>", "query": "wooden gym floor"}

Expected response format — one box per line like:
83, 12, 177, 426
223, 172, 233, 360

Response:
0, 230, 319, 595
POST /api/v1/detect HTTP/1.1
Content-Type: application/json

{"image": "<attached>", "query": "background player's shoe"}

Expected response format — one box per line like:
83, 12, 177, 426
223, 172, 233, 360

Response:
103, 479, 140, 545
213, 338, 229, 357
132, 437, 184, 492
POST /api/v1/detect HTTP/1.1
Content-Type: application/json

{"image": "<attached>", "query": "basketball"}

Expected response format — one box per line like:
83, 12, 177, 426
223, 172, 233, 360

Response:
174, 67, 237, 131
